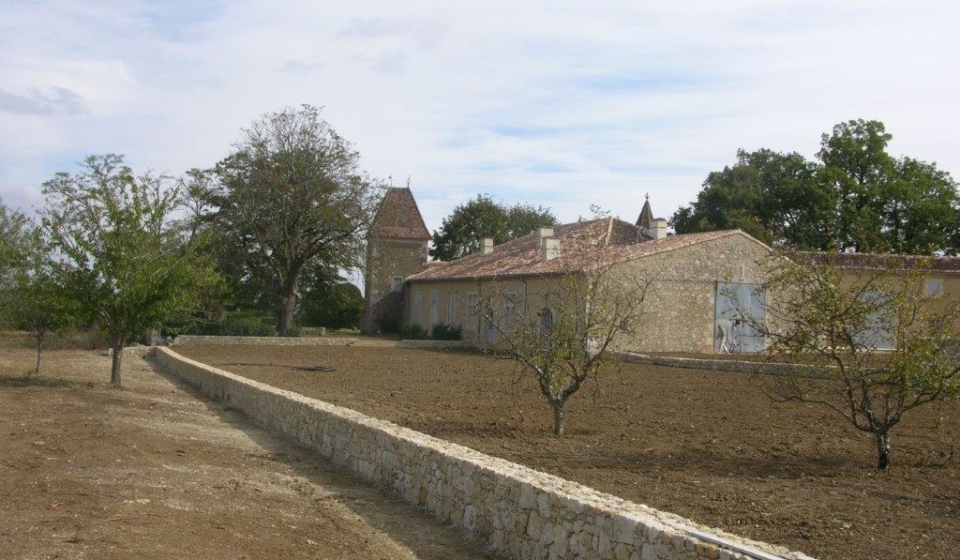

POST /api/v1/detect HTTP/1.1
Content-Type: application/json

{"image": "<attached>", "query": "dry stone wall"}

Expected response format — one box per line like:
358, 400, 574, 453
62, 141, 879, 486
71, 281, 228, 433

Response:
154, 347, 815, 560
170, 335, 357, 347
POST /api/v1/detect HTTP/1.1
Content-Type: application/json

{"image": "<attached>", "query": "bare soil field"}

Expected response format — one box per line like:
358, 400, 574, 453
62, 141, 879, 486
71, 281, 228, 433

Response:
0, 347, 497, 560
176, 345, 960, 560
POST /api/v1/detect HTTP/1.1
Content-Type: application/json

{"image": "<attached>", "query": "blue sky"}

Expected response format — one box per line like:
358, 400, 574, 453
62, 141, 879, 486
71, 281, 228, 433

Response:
2, 0, 958, 233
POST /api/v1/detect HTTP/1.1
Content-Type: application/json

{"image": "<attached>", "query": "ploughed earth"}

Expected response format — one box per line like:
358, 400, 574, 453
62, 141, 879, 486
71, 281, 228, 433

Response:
176, 344, 960, 560
0, 346, 496, 560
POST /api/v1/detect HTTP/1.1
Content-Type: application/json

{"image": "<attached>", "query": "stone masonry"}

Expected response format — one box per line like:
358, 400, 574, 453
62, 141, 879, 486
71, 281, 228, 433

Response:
154, 347, 816, 560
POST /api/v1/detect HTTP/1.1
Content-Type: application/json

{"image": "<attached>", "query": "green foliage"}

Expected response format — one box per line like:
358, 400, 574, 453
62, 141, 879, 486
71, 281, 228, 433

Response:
673, 120, 960, 254
169, 310, 277, 337
300, 271, 363, 330
42, 154, 220, 385
399, 323, 428, 340
0, 204, 80, 373
209, 105, 383, 335
757, 251, 960, 469
430, 323, 462, 340
430, 194, 558, 261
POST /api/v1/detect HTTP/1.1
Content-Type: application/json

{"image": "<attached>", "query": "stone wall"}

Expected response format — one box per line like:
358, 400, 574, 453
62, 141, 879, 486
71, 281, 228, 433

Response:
170, 335, 357, 347
154, 347, 815, 560
615, 352, 827, 377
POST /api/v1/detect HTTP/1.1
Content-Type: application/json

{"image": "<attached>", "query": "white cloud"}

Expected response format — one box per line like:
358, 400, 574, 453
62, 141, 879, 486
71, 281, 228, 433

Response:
1, 0, 958, 233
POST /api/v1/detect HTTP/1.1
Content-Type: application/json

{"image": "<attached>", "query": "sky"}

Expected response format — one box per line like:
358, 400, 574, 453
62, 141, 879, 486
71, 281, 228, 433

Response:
2, 0, 958, 234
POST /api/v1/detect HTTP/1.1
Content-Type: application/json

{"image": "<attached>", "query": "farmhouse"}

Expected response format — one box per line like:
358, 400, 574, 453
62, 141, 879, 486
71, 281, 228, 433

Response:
799, 251, 960, 348
363, 188, 773, 353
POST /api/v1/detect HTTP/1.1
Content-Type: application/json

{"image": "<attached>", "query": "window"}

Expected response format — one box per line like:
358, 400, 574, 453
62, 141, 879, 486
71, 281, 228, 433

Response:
412, 292, 423, 325
925, 278, 945, 299
539, 307, 554, 335
429, 291, 439, 326
392, 277, 404, 292
503, 293, 517, 332
447, 292, 459, 326
466, 292, 478, 328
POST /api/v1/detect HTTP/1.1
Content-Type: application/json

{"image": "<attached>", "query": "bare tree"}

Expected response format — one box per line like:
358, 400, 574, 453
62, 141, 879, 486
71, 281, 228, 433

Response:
481, 252, 651, 435
755, 251, 960, 469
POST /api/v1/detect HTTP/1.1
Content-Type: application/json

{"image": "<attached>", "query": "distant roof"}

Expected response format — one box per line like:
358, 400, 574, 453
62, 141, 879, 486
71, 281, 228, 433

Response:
801, 252, 960, 275
408, 218, 747, 283
636, 195, 653, 230
369, 187, 431, 241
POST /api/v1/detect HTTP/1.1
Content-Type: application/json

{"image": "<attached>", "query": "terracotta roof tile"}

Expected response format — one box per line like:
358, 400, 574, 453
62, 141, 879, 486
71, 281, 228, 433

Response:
800, 252, 960, 275
408, 218, 744, 282
369, 187, 431, 241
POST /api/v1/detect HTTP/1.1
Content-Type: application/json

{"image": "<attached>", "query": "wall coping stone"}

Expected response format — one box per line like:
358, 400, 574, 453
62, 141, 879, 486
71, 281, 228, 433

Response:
171, 335, 357, 347
397, 340, 477, 349
616, 352, 828, 376
154, 346, 818, 560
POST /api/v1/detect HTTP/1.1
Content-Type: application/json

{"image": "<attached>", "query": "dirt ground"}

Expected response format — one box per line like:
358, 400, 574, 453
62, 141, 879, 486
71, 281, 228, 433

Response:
176, 345, 960, 560
0, 347, 498, 560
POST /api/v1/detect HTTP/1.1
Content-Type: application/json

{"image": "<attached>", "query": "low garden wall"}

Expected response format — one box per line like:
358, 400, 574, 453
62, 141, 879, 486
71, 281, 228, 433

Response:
397, 340, 477, 350
170, 335, 356, 347
154, 347, 815, 560
615, 352, 825, 377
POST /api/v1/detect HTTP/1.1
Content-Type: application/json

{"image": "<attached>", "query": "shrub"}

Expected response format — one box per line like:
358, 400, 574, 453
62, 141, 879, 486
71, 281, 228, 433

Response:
431, 323, 462, 340
399, 323, 428, 340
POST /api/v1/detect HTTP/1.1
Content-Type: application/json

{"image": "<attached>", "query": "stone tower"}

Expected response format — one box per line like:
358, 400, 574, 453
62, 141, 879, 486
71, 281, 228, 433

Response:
362, 187, 431, 333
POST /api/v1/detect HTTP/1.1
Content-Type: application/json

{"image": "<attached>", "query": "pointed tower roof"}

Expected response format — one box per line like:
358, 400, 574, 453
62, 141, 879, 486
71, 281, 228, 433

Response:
369, 187, 431, 241
636, 193, 653, 230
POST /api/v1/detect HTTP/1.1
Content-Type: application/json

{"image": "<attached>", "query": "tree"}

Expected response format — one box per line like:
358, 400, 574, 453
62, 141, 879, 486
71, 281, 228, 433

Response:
1, 199, 35, 292
754, 251, 960, 469
430, 195, 558, 261
211, 105, 382, 334
300, 268, 363, 330
42, 154, 217, 385
673, 120, 960, 254
3, 218, 78, 374
480, 235, 651, 435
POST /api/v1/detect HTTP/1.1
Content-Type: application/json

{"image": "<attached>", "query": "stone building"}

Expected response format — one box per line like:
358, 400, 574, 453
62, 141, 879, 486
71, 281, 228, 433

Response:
799, 252, 960, 349
363, 188, 772, 353
361, 187, 431, 333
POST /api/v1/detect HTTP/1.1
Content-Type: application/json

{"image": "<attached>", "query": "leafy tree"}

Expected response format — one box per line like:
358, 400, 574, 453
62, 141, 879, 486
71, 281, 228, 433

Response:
42, 155, 218, 385
754, 251, 960, 469
481, 236, 651, 435
673, 120, 960, 254
300, 268, 363, 330
3, 218, 79, 374
430, 195, 557, 261
0, 199, 32, 320
211, 105, 382, 334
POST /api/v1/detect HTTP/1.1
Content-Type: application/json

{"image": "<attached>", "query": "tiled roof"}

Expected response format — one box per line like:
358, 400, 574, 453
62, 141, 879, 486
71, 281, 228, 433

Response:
369, 187, 431, 241
408, 218, 745, 282
801, 252, 960, 275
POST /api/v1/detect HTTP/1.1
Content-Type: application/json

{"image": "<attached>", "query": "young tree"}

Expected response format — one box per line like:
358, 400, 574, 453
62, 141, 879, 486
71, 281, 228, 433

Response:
756, 251, 960, 469
481, 243, 651, 435
42, 154, 217, 385
430, 195, 558, 261
3, 220, 78, 374
212, 105, 383, 335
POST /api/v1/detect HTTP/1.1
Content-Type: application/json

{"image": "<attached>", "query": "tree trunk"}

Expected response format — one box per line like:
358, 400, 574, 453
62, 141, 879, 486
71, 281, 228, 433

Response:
552, 401, 565, 436
876, 431, 891, 470
110, 339, 124, 386
34, 332, 44, 375
277, 277, 300, 336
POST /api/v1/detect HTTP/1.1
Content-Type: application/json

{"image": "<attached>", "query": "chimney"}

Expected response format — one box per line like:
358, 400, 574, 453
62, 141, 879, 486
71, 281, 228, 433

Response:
650, 218, 667, 240
542, 238, 561, 261
536, 227, 554, 243
481, 237, 494, 255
